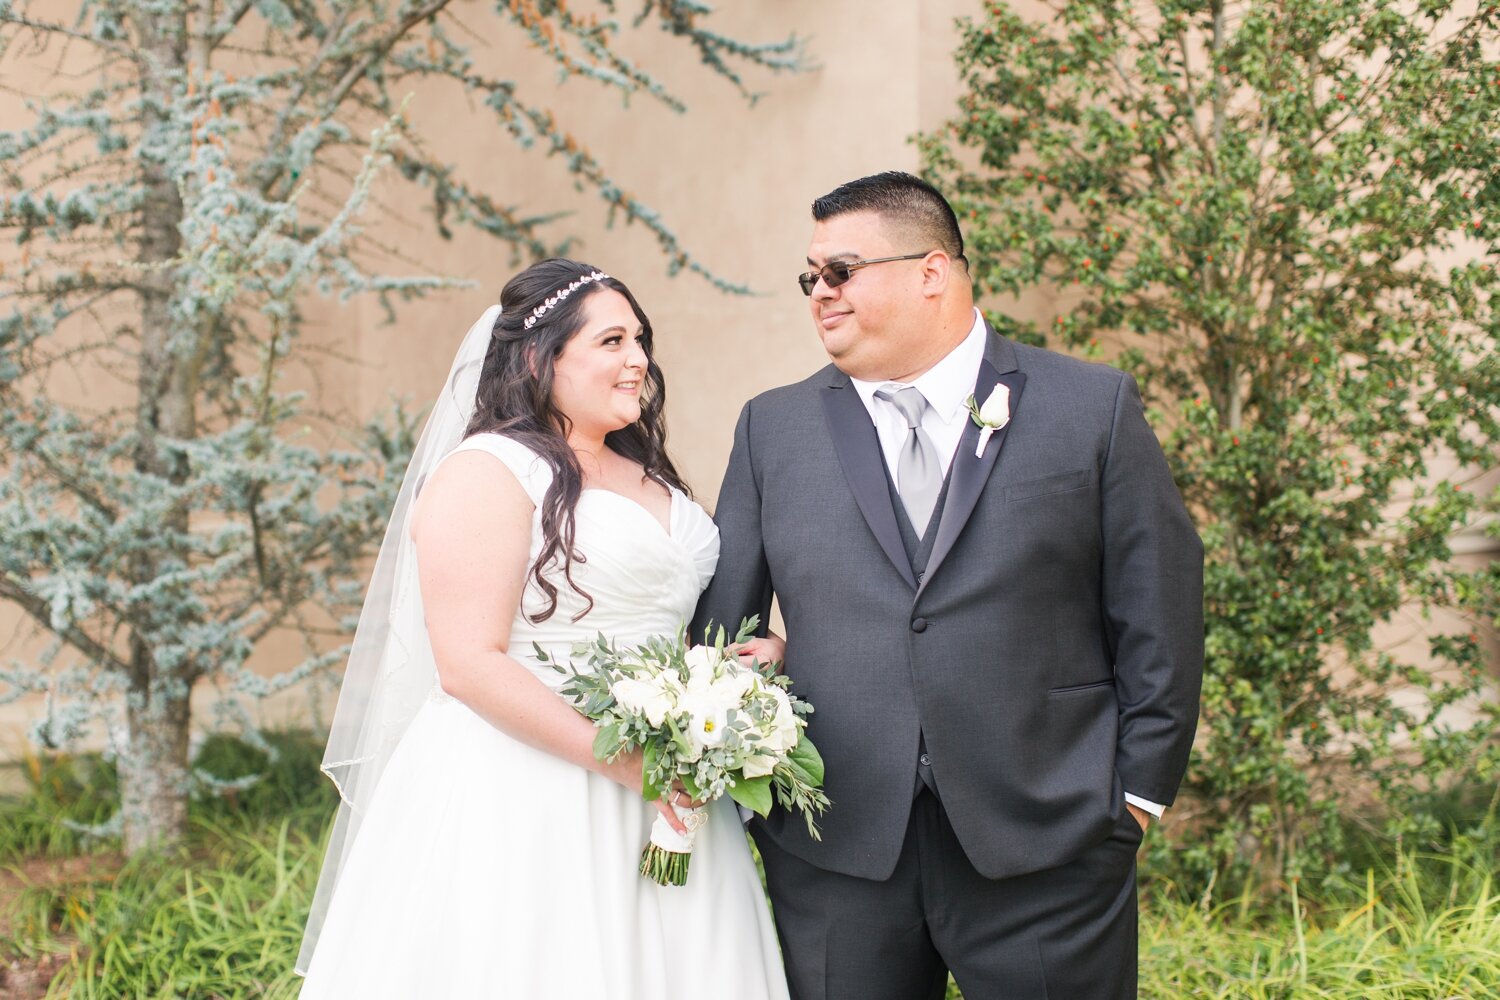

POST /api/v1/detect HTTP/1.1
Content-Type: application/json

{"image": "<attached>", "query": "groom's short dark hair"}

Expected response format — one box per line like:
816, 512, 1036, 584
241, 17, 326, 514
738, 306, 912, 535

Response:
812, 172, 967, 269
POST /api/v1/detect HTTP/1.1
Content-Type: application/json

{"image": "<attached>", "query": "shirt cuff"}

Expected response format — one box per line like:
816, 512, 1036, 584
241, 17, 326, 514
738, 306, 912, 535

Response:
1124, 793, 1165, 818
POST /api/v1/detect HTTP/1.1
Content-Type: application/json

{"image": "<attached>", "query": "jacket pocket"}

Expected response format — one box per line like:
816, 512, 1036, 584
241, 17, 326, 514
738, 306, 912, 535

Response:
1004, 468, 1094, 503
1048, 678, 1114, 696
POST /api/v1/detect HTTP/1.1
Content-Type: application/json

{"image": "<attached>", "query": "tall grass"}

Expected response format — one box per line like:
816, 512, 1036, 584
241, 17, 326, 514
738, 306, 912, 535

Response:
1, 733, 332, 999
1139, 844, 1500, 998
9, 815, 322, 999
0, 750, 120, 860
3, 735, 1497, 998
0, 731, 331, 863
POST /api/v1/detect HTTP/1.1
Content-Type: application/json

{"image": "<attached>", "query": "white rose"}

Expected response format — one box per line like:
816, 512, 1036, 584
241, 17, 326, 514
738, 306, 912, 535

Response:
611, 676, 675, 728
684, 648, 756, 700
741, 750, 779, 779
764, 686, 802, 752
977, 383, 1011, 427
971, 383, 1013, 458
682, 644, 726, 684
653, 670, 685, 699
713, 668, 756, 704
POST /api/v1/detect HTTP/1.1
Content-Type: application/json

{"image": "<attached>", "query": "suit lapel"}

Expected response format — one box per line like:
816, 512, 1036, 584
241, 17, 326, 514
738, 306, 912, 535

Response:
917, 332, 1026, 601
820, 379, 918, 590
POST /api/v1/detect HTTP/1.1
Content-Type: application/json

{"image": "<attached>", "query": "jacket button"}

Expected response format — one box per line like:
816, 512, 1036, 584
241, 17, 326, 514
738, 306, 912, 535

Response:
911, 617, 928, 633
919, 753, 932, 767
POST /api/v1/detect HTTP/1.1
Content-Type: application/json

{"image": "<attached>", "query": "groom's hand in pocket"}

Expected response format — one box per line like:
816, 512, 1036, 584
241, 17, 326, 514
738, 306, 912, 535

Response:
1126, 802, 1152, 836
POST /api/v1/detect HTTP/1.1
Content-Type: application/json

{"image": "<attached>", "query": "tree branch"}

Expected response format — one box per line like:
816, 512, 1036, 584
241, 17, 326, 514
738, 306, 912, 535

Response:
0, 574, 131, 674
0, 12, 134, 60
322, 0, 454, 115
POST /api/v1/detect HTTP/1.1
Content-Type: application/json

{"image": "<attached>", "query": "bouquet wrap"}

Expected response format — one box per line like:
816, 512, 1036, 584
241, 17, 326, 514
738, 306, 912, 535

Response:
642, 802, 710, 886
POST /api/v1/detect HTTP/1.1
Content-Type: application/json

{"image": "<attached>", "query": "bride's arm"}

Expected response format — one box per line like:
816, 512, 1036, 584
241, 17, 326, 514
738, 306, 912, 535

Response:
411, 451, 689, 830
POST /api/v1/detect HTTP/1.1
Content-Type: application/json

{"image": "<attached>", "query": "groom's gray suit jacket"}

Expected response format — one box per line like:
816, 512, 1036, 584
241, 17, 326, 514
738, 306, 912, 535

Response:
693, 326, 1204, 882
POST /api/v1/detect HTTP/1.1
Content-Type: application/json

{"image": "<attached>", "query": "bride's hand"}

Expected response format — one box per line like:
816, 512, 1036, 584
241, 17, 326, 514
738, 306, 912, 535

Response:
729, 631, 786, 672
607, 750, 701, 836
651, 784, 709, 835
665, 782, 706, 807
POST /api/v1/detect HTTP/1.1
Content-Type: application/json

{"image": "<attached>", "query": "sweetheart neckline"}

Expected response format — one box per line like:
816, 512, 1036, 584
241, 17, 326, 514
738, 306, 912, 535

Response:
580, 486, 679, 541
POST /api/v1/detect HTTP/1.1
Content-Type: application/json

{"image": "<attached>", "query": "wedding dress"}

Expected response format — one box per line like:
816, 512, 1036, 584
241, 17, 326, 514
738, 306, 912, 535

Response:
298, 433, 788, 999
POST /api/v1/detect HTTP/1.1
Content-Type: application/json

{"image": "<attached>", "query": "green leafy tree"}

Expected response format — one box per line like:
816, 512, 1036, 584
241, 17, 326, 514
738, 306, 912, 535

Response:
0, 0, 801, 854
920, 0, 1499, 877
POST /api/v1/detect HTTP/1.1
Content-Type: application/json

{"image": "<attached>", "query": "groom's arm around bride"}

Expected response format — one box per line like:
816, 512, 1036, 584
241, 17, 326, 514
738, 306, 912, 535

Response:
693, 171, 1203, 1000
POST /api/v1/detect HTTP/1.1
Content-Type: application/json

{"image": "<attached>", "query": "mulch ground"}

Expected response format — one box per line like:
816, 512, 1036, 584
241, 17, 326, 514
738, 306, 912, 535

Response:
0, 853, 121, 1000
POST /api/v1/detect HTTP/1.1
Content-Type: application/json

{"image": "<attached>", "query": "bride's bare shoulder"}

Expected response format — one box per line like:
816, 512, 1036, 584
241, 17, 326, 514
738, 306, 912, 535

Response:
410, 447, 533, 546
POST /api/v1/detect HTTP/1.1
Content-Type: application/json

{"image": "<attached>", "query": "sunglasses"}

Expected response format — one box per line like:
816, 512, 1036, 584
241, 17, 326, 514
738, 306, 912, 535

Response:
797, 252, 933, 296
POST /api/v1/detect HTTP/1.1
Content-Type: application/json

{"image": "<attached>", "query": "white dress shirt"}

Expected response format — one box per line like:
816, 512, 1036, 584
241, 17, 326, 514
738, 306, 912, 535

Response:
849, 309, 988, 489
847, 308, 1166, 821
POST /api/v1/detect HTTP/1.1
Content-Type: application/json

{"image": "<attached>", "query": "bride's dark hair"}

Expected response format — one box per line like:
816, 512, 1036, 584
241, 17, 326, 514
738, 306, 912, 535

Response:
465, 258, 686, 623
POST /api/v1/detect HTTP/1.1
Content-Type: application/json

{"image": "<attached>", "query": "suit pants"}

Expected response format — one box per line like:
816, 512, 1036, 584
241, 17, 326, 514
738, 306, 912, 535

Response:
753, 788, 1141, 1000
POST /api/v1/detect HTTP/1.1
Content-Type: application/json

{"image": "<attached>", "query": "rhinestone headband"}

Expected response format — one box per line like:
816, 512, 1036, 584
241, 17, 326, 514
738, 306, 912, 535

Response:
522, 270, 610, 329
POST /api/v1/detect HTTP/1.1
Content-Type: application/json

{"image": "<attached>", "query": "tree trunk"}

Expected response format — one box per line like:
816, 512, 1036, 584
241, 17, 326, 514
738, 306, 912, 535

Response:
121, 10, 196, 854
133, 12, 190, 477
119, 658, 193, 853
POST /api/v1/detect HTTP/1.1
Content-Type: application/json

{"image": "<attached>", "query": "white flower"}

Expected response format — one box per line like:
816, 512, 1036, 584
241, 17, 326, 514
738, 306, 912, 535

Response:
967, 383, 1012, 458
679, 661, 758, 759
680, 693, 730, 758
720, 669, 757, 703
763, 686, 802, 752
700, 674, 751, 715
684, 647, 757, 702
977, 383, 1011, 426
738, 686, 800, 776
741, 750, 779, 778
682, 644, 727, 683
611, 675, 677, 727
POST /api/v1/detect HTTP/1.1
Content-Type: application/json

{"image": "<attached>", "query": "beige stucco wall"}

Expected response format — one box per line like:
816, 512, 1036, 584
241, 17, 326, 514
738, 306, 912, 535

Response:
308, 1, 987, 501
0, 0, 997, 754
1, 1, 1493, 759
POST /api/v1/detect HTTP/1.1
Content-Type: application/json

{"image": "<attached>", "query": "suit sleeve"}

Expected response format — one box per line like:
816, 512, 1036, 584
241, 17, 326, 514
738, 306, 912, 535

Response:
691, 400, 773, 644
1100, 373, 1204, 807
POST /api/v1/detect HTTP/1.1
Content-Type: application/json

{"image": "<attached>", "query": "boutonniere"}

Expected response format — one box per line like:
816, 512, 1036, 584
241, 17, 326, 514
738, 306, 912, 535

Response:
966, 383, 1011, 458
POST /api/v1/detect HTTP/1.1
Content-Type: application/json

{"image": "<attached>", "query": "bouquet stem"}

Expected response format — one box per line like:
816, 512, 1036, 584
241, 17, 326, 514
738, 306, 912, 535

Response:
641, 803, 708, 887
639, 843, 693, 886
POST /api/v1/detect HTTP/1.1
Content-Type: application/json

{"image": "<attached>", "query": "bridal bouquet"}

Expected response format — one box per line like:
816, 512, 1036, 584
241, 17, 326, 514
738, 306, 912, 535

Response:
542, 617, 829, 886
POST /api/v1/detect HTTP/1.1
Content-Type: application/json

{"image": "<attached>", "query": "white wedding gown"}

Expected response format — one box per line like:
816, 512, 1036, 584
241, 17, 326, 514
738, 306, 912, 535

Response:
299, 434, 789, 999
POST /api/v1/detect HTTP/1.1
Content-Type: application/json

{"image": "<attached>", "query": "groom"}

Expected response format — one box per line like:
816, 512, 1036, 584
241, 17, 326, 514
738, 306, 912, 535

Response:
694, 172, 1203, 999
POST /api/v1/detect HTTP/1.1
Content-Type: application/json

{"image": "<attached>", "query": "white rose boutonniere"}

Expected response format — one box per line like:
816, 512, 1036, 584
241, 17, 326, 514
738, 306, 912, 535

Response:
966, 383, 1012, 458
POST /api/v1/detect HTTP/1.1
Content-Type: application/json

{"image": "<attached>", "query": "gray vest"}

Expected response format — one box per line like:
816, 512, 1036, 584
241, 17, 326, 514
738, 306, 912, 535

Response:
887, 467, 950, 584
883, 458, 952, 798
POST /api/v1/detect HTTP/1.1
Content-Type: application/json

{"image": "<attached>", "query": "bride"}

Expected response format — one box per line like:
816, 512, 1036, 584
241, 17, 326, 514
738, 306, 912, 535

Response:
296, 259, 789, 998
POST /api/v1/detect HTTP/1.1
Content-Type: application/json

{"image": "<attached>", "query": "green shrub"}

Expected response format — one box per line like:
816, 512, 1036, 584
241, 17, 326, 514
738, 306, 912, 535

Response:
920, 0, 1500, 884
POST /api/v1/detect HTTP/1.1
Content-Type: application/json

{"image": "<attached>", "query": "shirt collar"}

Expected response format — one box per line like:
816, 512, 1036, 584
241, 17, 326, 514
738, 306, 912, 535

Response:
850, 308, 987, 425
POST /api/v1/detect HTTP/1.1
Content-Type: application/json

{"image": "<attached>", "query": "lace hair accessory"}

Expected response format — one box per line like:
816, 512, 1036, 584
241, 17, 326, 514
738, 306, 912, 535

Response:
523, 270, 610, 329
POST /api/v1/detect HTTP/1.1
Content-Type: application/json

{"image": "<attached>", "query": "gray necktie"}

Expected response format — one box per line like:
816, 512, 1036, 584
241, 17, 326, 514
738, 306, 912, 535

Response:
875, 386, 941, 533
